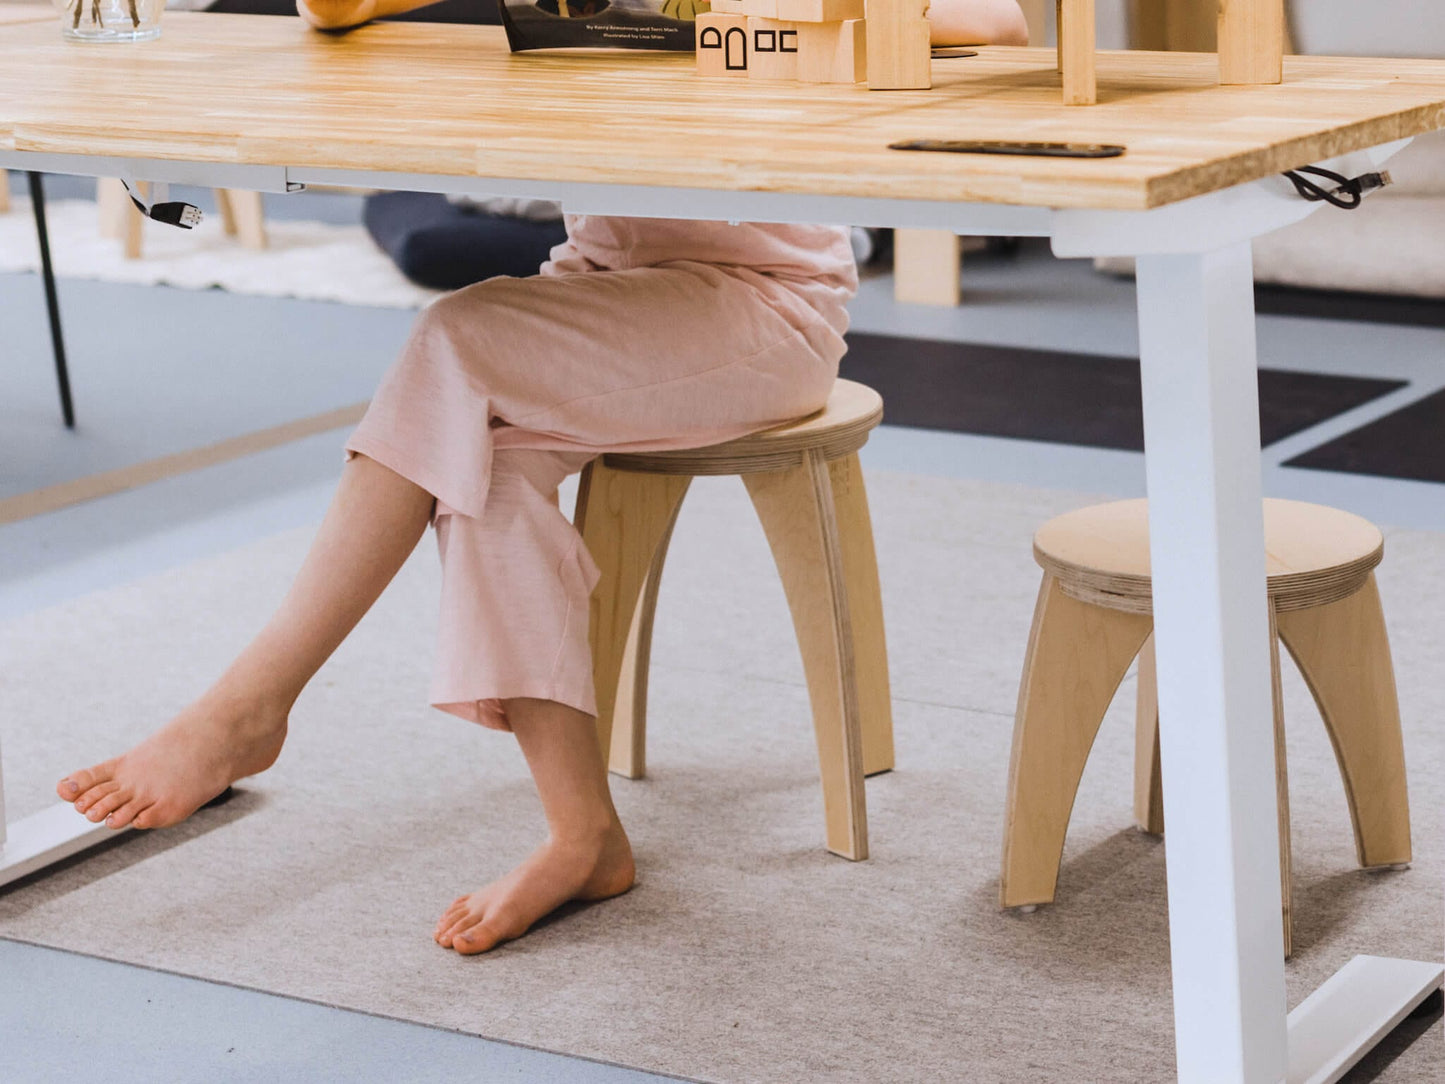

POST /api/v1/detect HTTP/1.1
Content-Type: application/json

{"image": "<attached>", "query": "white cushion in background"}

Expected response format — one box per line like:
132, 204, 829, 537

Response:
1095, 193, 1445, 298
1381, 131, 1445, 197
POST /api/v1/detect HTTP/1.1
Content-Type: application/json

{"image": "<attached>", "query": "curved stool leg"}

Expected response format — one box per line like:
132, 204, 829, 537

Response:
745, 450, 869, 860
1001, 575, 1151, 908
1133, 634, 1165, 835
828, 453, 894, 777
1267, 604, 1294, 958
1277, 573, 1412, 870
575, 460, 691, 773
608, 493, 687, 780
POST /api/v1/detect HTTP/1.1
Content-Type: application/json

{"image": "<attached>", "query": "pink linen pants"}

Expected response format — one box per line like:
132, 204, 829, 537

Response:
345, 257, 850, 732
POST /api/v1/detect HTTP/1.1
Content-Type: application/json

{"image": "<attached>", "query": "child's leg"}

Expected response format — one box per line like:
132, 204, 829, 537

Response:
57, 453, 434, 830
425, 447, 634, 952
434, 696, 634, 956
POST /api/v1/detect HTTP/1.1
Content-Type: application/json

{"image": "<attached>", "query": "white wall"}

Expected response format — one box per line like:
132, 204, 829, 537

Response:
1291, 1, 1445, 58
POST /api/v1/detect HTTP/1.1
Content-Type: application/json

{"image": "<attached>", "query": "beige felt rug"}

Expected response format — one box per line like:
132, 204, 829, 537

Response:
0, 471, 1440, 1082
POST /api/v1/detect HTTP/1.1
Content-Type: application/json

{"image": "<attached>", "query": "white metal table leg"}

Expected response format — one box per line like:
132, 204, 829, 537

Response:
1137, 242, 1289, 1083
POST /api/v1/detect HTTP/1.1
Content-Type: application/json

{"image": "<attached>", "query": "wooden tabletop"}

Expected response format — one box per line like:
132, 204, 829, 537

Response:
3, 9, 1445, 210
0, 5, 53, 25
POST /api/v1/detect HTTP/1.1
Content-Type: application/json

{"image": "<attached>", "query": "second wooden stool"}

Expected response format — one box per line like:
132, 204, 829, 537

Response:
1000, 498, 1412, 955
574, 379, 894, 861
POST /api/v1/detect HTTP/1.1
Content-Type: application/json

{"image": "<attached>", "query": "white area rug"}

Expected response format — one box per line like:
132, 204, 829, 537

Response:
0, 197, 441, 309
1, 472, 1439, 1082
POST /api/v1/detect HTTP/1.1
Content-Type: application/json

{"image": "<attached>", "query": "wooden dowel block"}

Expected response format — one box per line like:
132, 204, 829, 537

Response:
797, 18, 866, 83
864, 0, 931, 90
776, 0, 864, 22
1057, 0, 1096, 105
696, 12, 751, 76
747, 17, 800, 81
736, 0, 779, 16
1218, 0, 1284, 85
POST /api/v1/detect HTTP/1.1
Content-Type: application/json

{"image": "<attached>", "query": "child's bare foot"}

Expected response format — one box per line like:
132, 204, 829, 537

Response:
434, 821, 634, 955
56, 692, 288, 831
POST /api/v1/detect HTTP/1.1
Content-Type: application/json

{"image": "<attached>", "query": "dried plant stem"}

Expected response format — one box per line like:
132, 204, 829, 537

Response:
127, 0, 139, 26
71, 0, 82, 29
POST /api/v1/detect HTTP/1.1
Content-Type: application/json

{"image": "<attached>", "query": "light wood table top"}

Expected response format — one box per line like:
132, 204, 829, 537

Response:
0, 5, 54, 25
2, 9, 1444, 209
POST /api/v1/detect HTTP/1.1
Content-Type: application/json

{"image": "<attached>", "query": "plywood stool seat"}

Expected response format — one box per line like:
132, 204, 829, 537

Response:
1002, 498, 1411, 956
574, 378, 893, 861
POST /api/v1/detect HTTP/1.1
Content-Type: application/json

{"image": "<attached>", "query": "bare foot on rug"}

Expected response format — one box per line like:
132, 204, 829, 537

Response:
56, 692, 288, 831
434, 821, 635, 955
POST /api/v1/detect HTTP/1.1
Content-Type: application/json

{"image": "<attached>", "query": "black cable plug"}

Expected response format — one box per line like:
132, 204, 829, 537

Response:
120, 179, 204, 230
1282, 165, 1394, 210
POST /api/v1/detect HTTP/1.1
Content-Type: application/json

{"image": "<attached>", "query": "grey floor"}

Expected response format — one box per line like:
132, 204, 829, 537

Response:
2, 175, 1441, 1079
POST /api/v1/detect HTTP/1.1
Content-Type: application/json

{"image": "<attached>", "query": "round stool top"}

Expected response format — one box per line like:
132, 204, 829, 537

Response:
1033, 498, 1384, 613
604, 379, 884, 476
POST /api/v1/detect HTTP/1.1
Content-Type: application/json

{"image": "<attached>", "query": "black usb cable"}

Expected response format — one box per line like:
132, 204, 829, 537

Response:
120, 179, 203, 229
1281, 165, 1393, 210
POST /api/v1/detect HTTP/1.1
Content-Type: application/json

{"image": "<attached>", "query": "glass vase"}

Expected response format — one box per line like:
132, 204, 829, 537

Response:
55, 0, 165, 42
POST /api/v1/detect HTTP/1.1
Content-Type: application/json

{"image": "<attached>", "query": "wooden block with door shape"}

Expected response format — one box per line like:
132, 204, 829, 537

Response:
697, 11, 752, 75
1000, 498, 1412, 958
575, 380, 895, 861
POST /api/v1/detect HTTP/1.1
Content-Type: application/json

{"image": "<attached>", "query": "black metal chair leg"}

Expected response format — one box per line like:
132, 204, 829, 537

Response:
28, 171, 76, 429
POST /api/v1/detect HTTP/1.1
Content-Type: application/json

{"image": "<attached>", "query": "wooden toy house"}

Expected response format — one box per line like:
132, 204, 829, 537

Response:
695, 0, 929, 89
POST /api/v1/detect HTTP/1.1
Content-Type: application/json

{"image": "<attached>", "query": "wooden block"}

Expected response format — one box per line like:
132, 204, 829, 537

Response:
748, 17, 800, 81
707, 0, 746, 12
736, 0, 778, 16
797, 19, 866, 84
864, 0, 931, 90
1218, 0, 1284, 85
1057, 0, 1096, 105
696, 12, 751, 76
776, 0, 863, 22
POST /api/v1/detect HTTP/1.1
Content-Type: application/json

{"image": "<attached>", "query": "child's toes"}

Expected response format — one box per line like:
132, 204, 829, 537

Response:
452, 921, 509, 956
84, 789, 131, 823
74, 781, 120, 814
58, 761, 117, 802
104, 798, 151, 830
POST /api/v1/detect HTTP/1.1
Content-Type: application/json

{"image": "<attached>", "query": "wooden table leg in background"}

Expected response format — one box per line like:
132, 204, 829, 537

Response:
892, 228, 961, 306
215, 189, 269, 250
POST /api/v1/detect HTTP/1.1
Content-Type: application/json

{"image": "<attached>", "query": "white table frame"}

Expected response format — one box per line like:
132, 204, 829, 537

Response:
2, 138, 1440, 1083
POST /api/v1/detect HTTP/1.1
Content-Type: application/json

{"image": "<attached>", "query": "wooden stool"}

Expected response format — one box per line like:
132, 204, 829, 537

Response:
1000, 498, 1412, 956
574, 379, 894, 861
